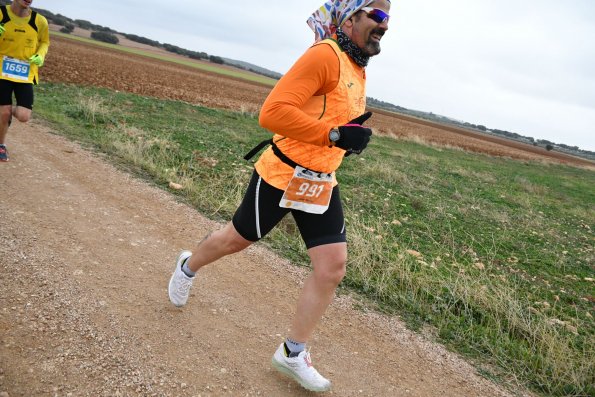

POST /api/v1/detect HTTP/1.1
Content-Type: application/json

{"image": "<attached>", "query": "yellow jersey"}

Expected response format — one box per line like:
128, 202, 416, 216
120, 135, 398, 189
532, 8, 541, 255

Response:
0, 5, 49, 84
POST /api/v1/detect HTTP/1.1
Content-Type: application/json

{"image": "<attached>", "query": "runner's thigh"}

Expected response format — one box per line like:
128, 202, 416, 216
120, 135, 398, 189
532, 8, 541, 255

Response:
232, 170, 290, 242
13, 83, 34, 109
292, 185, 346, 249
0, 80, 15, 106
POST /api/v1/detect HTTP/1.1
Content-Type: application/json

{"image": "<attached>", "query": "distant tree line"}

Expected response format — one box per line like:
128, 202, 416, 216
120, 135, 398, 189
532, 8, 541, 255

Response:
91, 31, 118, 45
30, 5, 231, 64
121, 33, 160, 48
1, 1, 281, 79
162, 43, 214, 62
367, 97, 594, 158
367, 97, 408, 112
245, 67, 282, 80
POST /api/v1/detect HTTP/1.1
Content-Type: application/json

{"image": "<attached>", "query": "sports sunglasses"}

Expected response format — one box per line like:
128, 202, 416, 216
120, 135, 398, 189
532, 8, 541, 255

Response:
360, 7, 390, 24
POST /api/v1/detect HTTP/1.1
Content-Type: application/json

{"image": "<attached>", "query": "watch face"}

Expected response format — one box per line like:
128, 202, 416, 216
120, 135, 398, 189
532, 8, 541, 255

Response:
330, 130, 340, 142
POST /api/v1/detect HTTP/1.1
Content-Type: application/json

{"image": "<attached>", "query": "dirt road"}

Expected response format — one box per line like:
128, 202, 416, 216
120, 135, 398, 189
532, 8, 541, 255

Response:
0, 122, 529, 396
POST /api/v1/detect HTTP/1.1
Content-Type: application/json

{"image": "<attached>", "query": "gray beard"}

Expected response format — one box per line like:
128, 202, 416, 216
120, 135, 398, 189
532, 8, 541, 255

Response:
363, 40, 381, 56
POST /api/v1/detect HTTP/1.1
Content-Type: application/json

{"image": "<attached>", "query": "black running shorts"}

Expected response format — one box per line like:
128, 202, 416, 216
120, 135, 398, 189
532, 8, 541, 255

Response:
0, 80, 34, 109
232, 170, 347, 249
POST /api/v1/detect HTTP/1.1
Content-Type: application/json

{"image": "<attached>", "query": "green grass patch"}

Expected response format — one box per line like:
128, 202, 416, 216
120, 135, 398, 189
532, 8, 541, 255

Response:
35, 83, 594, 396
50, 31, 278, 86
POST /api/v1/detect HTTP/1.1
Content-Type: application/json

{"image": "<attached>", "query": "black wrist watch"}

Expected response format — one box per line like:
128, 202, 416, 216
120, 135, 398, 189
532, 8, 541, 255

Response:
329, 129, 340, 143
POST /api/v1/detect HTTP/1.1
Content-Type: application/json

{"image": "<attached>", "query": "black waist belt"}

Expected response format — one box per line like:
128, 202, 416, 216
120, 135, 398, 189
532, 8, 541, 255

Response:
243, 138, 272, 161
243, 139, 325, 174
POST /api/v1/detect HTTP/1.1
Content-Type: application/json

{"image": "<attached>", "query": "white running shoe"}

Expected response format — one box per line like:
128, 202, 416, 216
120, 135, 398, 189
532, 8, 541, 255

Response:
271, 343, 331, 392
168, 250, 194, 307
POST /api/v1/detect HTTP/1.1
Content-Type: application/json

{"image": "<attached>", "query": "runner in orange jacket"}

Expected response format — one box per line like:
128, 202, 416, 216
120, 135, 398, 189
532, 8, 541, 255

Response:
168, 0, 391, 392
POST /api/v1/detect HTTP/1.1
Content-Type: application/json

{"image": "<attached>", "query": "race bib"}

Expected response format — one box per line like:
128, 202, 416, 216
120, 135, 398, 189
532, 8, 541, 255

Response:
279, 166, 333, 214
2, 56, 30, 81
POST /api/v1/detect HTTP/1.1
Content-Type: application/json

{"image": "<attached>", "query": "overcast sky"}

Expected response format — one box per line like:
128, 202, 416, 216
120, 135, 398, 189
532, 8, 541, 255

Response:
41, 0, 595, 151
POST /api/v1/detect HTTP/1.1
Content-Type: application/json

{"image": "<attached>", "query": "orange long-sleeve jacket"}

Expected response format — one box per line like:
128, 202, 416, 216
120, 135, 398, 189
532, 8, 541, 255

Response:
256, 39, 367, 190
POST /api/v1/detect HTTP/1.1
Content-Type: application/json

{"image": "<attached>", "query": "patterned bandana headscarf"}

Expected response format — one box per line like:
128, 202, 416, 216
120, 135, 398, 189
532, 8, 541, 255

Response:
307, 0, 389, 42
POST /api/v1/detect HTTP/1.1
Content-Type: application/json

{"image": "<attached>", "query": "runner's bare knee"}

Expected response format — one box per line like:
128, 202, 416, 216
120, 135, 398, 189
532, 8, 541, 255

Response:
217, 224, 252, 254
314, 256, 347, 286
14, 108, 31, 123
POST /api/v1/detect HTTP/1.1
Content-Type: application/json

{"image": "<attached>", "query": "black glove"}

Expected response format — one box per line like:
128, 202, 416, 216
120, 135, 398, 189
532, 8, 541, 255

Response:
335, 112, 373, 155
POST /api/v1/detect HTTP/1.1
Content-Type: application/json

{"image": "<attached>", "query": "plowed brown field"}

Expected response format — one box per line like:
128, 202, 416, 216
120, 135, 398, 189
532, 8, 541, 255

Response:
43, 35, 593, 168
